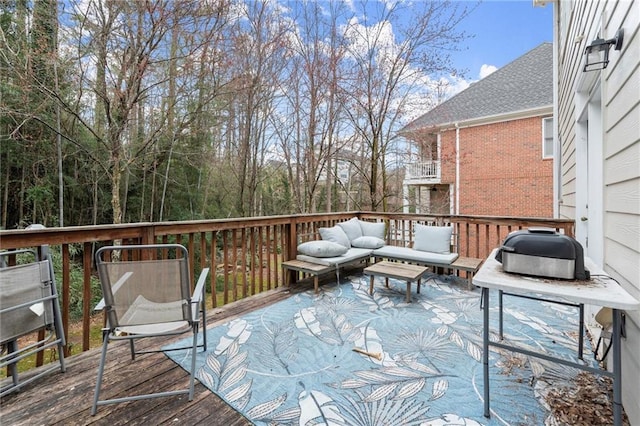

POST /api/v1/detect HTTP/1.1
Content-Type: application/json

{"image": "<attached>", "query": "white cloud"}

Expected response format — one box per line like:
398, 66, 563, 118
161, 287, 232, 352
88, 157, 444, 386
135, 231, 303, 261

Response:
342, 0, 356, 13
479, 64, 498, 79
444, 75, 470, 98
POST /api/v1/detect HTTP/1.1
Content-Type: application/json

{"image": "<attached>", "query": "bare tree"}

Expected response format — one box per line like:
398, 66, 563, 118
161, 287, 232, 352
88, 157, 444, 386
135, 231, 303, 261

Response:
60, 0, 230, 224
223, 1, 291, 217
341, 1, 472, 211
276, 1, 350, 213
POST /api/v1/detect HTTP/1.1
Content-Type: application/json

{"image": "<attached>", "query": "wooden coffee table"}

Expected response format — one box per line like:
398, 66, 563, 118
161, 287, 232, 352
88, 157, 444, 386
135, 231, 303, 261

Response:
364, 261, 430, 303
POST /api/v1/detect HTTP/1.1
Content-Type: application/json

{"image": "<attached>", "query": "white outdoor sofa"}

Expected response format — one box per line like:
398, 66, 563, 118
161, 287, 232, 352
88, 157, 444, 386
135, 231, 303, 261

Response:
283, 218, 483, 293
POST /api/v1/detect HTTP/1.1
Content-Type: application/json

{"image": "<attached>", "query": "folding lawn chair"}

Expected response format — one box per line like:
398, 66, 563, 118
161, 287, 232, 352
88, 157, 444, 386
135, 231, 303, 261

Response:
0, 245, 66, 397
92, 244, 209, 415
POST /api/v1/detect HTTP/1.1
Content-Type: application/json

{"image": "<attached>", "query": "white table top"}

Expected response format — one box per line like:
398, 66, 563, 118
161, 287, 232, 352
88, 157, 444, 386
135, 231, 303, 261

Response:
473, 249, 640, 311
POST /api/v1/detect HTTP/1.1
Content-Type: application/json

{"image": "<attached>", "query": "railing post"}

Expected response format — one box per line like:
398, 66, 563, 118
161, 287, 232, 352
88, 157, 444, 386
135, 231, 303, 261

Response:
288, 219, 298, 262
141, 224, 155, 246
286, 219, 298, 287
82, 242, 92, 351
62, 245, 71, 357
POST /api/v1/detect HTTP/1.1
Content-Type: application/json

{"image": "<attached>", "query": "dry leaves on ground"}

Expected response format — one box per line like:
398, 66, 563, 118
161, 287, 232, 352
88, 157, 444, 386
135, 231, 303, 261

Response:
544, 371, 630, 426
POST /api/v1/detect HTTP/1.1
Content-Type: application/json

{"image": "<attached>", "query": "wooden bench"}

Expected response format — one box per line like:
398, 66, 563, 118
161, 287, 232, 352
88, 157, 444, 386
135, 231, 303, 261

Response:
448, 256, 484, 290
282, 259, 334, 294
285, 247, 375, 294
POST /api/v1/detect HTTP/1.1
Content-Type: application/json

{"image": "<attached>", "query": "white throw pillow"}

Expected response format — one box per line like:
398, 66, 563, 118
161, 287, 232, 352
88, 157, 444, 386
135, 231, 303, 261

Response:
337, 217, 363, 243
358, 220, 386, 239
351, 236, 385, 249
413, 224, 453, 254
297, 241, 348, 258
319, 225, 351, 248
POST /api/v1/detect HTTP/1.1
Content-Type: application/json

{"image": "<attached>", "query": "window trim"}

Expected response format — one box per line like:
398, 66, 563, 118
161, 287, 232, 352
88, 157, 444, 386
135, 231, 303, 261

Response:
542, 117, 554, 159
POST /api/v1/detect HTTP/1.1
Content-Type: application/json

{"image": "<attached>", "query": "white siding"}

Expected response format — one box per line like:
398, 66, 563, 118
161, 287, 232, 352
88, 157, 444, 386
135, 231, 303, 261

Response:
556, 0, 640, 422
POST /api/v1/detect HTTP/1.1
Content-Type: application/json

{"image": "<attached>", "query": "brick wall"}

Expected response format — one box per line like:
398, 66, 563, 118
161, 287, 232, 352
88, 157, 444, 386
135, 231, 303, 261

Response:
440, 116, 554, 217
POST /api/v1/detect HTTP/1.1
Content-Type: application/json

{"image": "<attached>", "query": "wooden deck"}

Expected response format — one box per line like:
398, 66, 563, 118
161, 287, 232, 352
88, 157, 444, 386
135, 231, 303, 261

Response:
0, 279, 320, 425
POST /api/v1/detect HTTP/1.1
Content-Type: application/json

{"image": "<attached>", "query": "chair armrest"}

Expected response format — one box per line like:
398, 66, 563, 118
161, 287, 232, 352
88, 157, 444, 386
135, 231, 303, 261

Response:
191, 268, 210, 319
94, 271, 133, 311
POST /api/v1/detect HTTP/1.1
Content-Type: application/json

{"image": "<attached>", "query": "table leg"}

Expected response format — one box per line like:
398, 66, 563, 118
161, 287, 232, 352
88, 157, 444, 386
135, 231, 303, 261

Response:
284, 268, 290, 288
499, 290, 504, 339
385, 277, 389, 288
8, 340, 18, 386
313, 275, 319, 294
369, 275, 374, 296
612, 309, 622, 426
578, 303, 584, 360
406, 282, 411, 303
417, 279, 421, 294
483, 287, 491, 418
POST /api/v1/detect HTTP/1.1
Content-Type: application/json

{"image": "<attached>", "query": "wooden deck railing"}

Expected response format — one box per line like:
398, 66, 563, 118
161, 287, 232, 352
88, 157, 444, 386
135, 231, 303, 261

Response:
0, 212, 574, 370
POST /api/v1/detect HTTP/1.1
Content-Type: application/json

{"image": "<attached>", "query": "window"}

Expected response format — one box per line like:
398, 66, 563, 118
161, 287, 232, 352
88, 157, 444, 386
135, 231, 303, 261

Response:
542, 117, 554, 158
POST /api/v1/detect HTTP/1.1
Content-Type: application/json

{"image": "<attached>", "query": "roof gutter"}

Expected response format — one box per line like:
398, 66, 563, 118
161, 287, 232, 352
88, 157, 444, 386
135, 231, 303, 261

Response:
404, 105, 553, 135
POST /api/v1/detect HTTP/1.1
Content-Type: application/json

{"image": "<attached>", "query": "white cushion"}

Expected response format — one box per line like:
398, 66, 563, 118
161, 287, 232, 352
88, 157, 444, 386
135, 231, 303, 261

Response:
372, 245, 458, 265
351, 236, 385, 249
413, 224, 454, 254
359, 220, 386, 239
319, 225, 351, 248
337, 218, 363, 243
297, 241, 348, 258
297, 248, 373, 267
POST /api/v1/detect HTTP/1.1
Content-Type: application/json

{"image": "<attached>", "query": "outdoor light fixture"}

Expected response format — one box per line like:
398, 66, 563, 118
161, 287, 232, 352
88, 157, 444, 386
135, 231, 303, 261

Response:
583, 29, 624, 72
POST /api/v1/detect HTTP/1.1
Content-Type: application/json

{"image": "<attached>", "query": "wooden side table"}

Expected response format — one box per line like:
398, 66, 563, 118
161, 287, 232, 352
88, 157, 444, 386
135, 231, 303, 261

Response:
282, 259, 333, 294
364, 261, 429, 303
449, 256, 484, 290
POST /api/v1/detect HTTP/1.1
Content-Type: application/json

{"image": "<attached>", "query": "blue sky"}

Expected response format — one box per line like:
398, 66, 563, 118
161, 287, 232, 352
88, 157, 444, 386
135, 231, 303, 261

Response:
453, 0, 553, 80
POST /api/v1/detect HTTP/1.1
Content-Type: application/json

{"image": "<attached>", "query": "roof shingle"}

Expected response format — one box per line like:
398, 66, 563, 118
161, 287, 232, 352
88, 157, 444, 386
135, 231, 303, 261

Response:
402, 42, 553, 131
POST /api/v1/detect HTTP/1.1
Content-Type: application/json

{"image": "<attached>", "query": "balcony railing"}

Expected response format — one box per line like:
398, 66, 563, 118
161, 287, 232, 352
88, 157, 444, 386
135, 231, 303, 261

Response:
405, 161, 440, 180
0, 212, 574, 371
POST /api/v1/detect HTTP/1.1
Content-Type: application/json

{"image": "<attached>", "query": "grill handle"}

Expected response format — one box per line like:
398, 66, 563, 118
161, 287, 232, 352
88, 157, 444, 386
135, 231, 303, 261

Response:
527, 227, 556, 234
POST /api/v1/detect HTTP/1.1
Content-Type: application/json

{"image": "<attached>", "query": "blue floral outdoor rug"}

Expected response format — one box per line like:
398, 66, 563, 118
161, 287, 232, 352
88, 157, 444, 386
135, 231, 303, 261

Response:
165, 273, 599, 425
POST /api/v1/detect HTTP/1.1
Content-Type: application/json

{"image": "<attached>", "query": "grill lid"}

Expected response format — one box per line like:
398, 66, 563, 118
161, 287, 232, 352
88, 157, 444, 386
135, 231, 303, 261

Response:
495, 227, 590, 280
496, 227, 577, 261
